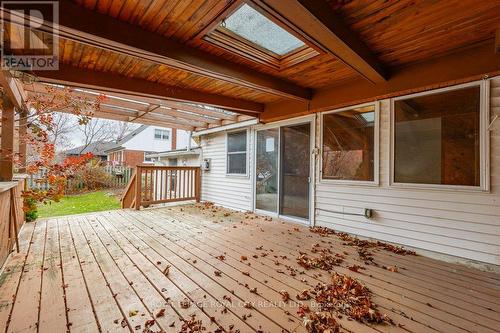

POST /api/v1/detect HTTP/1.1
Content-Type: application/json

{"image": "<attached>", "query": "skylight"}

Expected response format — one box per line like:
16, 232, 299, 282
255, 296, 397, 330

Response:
223, 4, 305, 56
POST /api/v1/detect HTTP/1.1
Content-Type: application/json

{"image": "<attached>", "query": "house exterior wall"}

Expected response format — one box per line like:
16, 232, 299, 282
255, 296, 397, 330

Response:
176, 130, 194, 150
124, 126, 172, 151
107, 150, 124, 164
197, 77, 499, 265
200, 130, 254, 211
123, 150, 145, 167
124, 126, 195, 152
157, 154, 200, 166
314, 78, 500, 265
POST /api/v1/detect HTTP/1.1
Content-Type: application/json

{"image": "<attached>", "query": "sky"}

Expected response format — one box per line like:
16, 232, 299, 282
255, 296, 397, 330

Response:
54, 113, 140, 150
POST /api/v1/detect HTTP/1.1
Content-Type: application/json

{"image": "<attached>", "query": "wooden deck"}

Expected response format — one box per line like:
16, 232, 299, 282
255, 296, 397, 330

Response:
0, 204, 499, 333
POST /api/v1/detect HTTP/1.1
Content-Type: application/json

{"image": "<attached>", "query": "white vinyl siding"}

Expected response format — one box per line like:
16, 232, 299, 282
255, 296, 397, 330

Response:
200, 131, 253, 211
315, 78, 500, 265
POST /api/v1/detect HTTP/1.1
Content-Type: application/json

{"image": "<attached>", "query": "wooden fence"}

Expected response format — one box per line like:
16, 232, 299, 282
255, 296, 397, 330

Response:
27, 165, 133, 191
122, 165, 201, 209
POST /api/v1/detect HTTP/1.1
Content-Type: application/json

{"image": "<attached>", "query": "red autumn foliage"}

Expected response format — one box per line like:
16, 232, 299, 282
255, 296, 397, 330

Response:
19, 84, 105, 213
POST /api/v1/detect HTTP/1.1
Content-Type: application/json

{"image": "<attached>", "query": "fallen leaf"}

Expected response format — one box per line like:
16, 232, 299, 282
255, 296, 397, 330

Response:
156, 309, 165, 318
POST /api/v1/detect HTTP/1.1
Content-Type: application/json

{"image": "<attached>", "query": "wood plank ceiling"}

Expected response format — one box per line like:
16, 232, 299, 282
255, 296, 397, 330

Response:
3, 0, 500, 128
69, 0, 499, 87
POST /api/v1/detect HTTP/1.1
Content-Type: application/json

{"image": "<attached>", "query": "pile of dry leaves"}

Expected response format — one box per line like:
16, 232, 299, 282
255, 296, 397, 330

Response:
302, 311, 340, 333
179, 315, 206, 332
297, 246, 344, 271
313, 272, 391, 324
310, 227, 416, 256
299, 273, 392, 332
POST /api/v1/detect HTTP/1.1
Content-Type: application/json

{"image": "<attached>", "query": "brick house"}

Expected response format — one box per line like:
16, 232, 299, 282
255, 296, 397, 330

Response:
105, 125, 194, 167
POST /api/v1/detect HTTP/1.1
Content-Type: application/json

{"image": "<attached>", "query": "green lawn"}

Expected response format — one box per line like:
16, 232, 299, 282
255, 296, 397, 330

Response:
37, 191, 121, 218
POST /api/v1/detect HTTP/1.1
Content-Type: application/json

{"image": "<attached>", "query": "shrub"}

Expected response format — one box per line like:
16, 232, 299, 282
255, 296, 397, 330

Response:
24, 197, 38, 222
67, 159, 114, 194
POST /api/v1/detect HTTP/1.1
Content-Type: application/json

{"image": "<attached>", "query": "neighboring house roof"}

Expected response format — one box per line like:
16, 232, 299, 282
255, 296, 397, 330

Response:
146, 147, 201, 158
104, 125, 149, 153
65, 141, 116, 156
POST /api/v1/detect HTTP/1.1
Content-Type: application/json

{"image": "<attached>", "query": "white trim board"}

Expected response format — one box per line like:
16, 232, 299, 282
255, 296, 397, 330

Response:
193, 118, 259, 136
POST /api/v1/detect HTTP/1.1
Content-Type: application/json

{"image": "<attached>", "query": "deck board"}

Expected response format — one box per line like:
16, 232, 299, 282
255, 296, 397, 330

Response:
98, 212, 256, 332
8, 219, 47, 333
141, 209, 477, 333
58, 218, 99, 333
1, 204, 499, 333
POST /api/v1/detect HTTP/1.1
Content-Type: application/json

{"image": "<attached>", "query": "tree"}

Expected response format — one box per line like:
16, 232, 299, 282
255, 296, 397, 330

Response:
113, 121, 138, 141
49, 112, 74, 151
19, 83, 105, 212
77, 118, 116, 154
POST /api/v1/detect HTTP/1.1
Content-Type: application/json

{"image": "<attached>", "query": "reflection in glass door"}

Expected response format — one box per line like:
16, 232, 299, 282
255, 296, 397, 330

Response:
255, 123, 311, 221
280, 123, 310, 220
255, 129, 279, 213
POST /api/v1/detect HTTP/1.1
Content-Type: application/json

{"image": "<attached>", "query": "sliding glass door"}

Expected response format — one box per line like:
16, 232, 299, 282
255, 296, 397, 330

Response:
255, 122, 311, 222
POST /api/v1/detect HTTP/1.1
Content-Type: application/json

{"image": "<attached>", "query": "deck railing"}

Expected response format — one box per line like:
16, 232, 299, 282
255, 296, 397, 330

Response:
0, 177, 25, 267
121, 165, 201, 209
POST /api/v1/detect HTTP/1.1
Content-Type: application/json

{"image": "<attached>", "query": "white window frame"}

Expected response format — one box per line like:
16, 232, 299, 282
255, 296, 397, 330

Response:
226, 129, 249, 177
319, 101, 380, 186
154, 129, 170, 140
390, 80, 490, 192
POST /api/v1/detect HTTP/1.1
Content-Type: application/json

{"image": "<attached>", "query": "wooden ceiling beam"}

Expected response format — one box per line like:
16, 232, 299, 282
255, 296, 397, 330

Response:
0, 71, 27, 109
83, 90, 240, 120
3, 0, 311, 101
30, 92, 201, 130
262, 41, 500, 122
131, 118, 194, 131
258, 0, 386, 83
128, 105, 161, 122
127, 110, 208, 128
25, 82, 234, 123
159, 101, 239, 121
56, 106, 195, 131
155, 108, 221, 126
32, 63, 263, 114
25, 83, 151, 112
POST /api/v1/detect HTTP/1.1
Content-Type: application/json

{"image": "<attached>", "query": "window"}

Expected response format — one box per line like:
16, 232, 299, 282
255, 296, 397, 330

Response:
154, 129, 169, 140
322, 105, 377, 182
227, 130, 247, 175
202, 2, 319, 70
393, 84, 483, 188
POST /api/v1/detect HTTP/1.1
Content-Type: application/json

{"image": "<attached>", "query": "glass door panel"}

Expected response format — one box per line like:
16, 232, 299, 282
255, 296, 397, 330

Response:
255, 128, 279, 213
280, 123, 310, 220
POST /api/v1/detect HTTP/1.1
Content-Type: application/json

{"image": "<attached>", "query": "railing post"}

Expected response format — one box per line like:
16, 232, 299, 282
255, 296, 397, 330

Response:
135, 166, 142, 210
0, 100, 14, 181
195, 167, 201, 203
